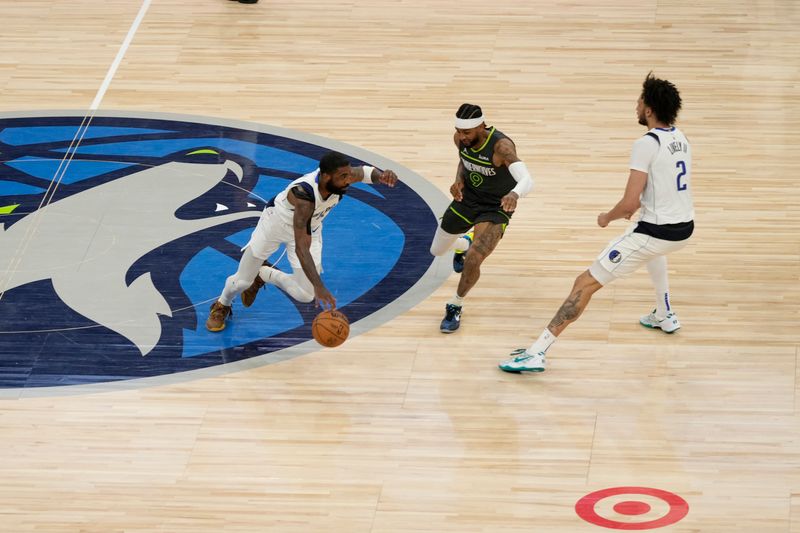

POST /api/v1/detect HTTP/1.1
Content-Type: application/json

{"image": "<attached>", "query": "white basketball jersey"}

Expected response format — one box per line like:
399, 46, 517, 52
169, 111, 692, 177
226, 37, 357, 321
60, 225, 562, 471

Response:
273, 170, 342, 232
637, 127, 694, 224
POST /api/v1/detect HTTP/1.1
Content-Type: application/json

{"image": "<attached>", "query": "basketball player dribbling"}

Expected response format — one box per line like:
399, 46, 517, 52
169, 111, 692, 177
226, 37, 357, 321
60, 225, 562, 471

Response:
205, 151, 398, 332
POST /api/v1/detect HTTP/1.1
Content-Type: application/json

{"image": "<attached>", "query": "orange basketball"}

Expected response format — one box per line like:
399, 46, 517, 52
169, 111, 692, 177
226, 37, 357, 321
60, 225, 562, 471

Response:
311, 309, 350, 347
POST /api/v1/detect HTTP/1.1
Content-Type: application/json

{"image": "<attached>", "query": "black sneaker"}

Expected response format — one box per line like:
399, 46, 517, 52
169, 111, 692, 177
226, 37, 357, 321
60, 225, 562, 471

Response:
440, 303, 462, 333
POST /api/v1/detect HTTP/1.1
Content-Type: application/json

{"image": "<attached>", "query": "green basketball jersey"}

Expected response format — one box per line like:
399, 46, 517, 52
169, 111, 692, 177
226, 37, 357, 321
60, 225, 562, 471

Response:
458, 127, 517, 207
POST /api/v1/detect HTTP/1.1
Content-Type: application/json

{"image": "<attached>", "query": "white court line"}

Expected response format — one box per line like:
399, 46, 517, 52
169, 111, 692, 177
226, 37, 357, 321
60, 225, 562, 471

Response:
91, 0, 152, 111
0, 0, 152, 302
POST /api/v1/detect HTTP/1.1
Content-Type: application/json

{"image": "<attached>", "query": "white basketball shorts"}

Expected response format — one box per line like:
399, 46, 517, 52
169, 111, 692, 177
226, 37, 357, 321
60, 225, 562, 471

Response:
244, 206, 323, 272
589, 224, 688, 285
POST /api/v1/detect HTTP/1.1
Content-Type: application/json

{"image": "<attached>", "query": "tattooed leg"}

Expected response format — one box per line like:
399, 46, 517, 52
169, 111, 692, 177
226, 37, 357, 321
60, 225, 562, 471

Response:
457, 222, 503, 298
547, 270, 603, 336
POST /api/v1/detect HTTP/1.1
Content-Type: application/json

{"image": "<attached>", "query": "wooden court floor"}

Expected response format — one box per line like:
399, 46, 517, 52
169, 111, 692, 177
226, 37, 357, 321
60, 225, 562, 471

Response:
1, 1, 798, 531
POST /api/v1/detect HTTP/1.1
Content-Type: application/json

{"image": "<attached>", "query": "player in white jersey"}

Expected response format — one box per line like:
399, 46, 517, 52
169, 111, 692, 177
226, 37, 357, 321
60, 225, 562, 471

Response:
499, 72, 694, 373
206, 151, 398, 332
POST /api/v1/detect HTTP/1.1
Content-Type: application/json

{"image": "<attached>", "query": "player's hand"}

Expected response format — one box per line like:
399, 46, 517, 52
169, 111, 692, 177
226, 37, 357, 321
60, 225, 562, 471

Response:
314, 285, 337, 310
500, 192, 519, 213
450, 180, 464, 201
597, 212, 610, 228
378, 169, 398, 187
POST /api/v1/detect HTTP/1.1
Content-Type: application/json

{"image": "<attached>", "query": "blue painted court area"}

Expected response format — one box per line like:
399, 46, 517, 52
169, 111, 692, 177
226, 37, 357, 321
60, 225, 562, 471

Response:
0, 114, 441, 389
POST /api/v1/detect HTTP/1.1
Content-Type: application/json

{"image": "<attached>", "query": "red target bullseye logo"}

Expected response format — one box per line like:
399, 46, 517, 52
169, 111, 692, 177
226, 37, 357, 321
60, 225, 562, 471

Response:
575, 487, 689, 530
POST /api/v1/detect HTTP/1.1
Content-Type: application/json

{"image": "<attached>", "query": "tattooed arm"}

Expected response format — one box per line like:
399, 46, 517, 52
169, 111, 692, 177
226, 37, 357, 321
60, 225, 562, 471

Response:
494, 138, 525, 212
289, 190, 336, 309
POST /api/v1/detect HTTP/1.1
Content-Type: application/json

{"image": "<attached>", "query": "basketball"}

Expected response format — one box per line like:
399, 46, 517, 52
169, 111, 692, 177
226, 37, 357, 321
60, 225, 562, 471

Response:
311, 309, 350, 347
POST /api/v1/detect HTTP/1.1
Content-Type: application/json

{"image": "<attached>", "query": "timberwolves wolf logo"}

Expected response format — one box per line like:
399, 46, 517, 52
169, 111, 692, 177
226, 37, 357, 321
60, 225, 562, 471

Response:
0, 112, 446, 390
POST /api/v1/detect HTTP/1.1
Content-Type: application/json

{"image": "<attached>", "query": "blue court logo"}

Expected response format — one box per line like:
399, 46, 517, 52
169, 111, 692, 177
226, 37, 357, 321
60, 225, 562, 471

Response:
0, 112, 445, 389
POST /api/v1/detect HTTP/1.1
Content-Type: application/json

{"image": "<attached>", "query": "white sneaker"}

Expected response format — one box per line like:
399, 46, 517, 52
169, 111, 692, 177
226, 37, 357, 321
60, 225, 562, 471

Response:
639, 310, 681, 333
498, 349, 546, 373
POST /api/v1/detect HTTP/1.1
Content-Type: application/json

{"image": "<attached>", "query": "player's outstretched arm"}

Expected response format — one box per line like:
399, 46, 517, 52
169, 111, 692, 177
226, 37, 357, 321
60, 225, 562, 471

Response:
355, 165, 398, 187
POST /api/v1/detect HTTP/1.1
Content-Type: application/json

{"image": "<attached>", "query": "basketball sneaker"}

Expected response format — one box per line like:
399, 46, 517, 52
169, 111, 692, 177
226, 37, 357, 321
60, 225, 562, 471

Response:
639, 310, 681, 333
240, 260, 275, 307
498, 348, 546, 373
206, 301, 233, 332
241, 275, 265, 307
452, 231, 473, 273
440, 303, 462, 333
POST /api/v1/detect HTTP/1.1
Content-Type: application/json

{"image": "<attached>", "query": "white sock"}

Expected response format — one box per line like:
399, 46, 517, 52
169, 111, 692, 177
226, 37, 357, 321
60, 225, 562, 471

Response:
454, 235, 471, 253
448, 293, 464, 307
528, 328, 556, 355
646, 256, 671, 318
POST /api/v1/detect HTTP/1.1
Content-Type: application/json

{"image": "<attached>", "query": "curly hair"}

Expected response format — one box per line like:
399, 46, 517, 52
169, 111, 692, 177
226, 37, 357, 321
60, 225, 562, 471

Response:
641, 72, 682, 125
319, 151, 351, 175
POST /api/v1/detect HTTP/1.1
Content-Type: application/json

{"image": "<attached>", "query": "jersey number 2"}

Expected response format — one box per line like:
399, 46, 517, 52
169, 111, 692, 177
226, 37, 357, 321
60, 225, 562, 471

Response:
676, 161, 688, 191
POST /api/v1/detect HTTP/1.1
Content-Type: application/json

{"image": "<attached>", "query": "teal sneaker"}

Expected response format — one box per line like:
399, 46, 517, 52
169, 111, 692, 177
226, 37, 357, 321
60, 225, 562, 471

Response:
498, 348, 546, 373
639, 310, 681, 333
453, 231, 473, 273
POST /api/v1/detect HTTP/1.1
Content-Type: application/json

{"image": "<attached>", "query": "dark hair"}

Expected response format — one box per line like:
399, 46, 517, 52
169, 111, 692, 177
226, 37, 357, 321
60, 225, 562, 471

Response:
456, 103, 483, 119
319, 151, 351, 175
641, 72, 682, 125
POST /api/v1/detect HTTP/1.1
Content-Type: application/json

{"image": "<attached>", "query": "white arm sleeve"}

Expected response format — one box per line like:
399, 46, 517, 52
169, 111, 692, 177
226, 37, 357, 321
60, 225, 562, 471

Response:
629, 135, 659, 172
361, 165, 375, 183
508, 161, 533, 197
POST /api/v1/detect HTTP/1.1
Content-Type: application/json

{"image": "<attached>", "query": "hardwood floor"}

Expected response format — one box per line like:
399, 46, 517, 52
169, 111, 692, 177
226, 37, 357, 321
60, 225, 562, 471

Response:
0, 1, 798, 531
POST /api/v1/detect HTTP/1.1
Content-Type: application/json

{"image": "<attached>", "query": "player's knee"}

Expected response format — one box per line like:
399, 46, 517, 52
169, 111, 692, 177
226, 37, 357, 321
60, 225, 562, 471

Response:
574, 269, 603, 292
293, 278, 315, 303
572, 270, 588, 287
429, 236, 453, 256
465, 247, 489, 266
429, 227, 459, 257
295, 288, 315, 303
226, 275, 251, 293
